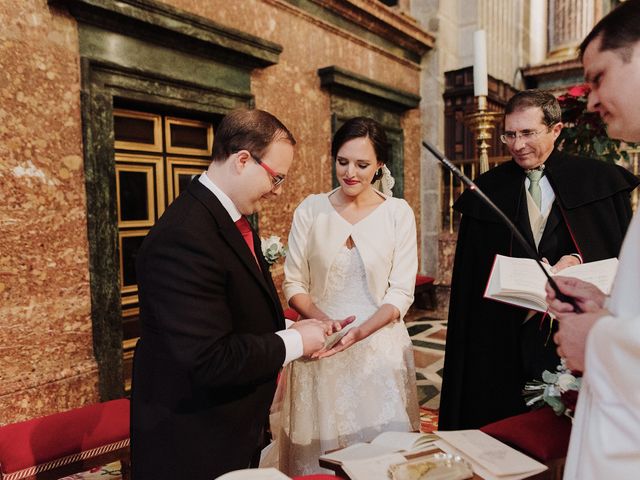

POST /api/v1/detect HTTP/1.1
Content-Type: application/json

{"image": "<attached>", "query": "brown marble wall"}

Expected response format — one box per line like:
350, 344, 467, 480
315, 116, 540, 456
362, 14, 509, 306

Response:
0, 1, 99, 423
0, 0, 426, 423
166, 0, 424, 287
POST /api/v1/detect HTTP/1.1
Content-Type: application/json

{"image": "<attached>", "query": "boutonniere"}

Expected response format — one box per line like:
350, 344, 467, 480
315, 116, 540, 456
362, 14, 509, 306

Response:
260, 235, 287, 266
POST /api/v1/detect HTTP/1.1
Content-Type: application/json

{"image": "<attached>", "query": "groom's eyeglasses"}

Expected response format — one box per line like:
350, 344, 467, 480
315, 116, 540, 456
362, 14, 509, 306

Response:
251, 154, 286, 189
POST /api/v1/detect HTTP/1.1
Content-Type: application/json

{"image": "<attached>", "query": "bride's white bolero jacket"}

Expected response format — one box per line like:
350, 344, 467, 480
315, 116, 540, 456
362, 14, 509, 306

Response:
283, 190, 418, 319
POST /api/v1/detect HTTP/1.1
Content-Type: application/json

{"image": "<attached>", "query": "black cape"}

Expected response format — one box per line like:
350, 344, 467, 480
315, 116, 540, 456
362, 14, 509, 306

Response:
439, 149, 639, 430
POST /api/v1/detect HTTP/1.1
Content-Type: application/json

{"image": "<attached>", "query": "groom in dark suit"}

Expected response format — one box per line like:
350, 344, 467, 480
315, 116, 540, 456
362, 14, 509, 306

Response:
130, 109, 329, 479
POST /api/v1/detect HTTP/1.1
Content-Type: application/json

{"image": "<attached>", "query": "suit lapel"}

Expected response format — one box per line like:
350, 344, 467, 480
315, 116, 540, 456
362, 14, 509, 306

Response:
539, 202, 562, 247
254, 230, 285, 330
187, 179, 276, 305
218, 223, 270, 289
514, 184, 537, 255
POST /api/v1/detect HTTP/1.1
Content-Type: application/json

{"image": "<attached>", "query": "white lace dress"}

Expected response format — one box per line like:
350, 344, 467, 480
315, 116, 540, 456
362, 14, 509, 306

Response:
270, 246, 419, 476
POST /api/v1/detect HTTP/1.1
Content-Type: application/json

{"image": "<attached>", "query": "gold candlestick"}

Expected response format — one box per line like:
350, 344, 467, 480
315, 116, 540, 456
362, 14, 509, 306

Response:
464, 95, 502, 174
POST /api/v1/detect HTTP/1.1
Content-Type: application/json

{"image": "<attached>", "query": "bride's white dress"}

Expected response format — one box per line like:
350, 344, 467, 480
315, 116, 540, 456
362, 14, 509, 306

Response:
270, 245, 419, 476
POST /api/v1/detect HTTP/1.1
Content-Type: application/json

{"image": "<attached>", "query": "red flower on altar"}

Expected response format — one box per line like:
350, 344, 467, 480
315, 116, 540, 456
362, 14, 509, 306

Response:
556, 84, 636, 163
567, 84, 590, 97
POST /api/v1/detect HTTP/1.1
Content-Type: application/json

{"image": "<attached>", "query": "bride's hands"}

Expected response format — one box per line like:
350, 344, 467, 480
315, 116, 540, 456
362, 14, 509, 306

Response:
314, 326, 363, 359
321, 315, 356, 334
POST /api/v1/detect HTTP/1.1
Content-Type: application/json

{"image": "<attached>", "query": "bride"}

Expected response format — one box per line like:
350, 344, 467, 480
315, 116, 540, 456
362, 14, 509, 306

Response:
271, 116, 420, 476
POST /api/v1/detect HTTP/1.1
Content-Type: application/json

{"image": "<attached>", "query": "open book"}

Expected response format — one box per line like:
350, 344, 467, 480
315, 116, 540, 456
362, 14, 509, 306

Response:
484, 254, 618, 313
436, 430, 547, 480
320, 431, 438, 464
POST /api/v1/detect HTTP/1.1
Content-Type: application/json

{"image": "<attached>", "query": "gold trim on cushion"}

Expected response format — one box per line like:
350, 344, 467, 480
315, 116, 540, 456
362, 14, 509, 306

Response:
2, 439, 130, 480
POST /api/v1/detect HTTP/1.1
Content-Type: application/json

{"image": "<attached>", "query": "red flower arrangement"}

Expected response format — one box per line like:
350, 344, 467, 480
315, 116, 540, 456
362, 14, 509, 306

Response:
556, 84, 636, 163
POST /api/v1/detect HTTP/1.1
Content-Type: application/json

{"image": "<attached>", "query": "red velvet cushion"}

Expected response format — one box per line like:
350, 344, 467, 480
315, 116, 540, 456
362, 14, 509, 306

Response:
284, 308, 300, 321
480, 407, 571, 461
415, 275, 435, 286
292, 475, 344, 480
0, 399, 130, 474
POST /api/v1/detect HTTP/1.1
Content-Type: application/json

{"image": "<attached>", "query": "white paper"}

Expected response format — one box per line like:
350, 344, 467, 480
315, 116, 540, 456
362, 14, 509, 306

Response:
215, 467, 291, 480
372, 431, 438, 452
321, 442, 399, 462
320, 432, 438, 463
435, 430, 547, 478
341, 453, 407, 480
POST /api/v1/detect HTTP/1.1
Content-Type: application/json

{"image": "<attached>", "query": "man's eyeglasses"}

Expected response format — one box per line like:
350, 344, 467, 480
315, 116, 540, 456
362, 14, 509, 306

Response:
252, 154, 286, 189
500, 127, 551, 145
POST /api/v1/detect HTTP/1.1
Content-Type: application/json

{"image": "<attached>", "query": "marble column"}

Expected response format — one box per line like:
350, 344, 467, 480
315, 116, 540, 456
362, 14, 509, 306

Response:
547, 0, 596, 59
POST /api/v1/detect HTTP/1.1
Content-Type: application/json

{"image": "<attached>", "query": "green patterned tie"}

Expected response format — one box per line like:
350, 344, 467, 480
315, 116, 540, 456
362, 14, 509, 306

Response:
526, 169, 543, 210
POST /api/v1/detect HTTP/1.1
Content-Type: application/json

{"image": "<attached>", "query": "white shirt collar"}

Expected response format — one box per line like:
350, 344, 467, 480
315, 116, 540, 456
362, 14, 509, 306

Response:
198, 171, 242, 222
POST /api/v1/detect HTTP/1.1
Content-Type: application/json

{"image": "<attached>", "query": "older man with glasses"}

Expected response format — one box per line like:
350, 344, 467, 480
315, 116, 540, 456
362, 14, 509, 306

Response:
439, 89, 639, 431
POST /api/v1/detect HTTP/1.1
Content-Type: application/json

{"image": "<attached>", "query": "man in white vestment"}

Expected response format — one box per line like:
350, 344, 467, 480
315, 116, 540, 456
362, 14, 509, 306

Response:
545, 1, 640, 478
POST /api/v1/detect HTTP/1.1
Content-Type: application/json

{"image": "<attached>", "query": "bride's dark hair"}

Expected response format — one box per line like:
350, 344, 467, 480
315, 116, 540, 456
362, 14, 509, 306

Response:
331, 117, 390, 183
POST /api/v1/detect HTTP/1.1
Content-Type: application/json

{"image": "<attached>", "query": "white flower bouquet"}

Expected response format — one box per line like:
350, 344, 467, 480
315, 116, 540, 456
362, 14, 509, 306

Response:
523, 359, 581, 421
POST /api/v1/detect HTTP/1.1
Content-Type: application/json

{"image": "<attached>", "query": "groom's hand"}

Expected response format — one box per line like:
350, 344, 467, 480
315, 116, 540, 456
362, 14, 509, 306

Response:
290, 319, 328, 355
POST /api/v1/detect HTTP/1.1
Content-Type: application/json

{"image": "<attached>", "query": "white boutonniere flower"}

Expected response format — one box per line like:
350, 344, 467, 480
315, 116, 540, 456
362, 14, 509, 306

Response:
261, 235, 287, 266
524, 359, 581, 421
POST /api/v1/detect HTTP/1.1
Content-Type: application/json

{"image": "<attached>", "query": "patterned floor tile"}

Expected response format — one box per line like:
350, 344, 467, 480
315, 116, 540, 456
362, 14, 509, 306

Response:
406, 306, 447, 411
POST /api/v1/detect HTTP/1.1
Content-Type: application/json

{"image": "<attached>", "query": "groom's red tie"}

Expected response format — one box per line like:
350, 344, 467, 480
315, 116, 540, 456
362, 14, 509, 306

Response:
235, 216, 260, 266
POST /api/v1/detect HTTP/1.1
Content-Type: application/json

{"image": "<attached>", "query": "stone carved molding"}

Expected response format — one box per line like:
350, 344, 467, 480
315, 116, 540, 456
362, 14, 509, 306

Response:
315, 0, 435, 55
318, 65, 420, 112
49, 0, 283, 68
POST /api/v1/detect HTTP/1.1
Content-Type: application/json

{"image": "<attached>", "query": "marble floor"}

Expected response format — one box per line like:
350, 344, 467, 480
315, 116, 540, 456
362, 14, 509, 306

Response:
405, 306, 448, 411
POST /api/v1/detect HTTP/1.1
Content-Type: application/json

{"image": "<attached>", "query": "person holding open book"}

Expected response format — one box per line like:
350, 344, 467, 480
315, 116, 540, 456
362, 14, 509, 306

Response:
268, 117, 420, 476
544, 2, 640, 477
439, 89, 639, 431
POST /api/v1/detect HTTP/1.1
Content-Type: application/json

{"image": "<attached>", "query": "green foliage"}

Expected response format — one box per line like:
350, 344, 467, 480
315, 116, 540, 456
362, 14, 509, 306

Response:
556, 85, 636, 163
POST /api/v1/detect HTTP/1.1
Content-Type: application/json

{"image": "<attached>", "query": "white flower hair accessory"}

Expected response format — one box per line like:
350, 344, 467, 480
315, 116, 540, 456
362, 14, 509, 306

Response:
261, 235, 287, 266
379, 164, 395, 196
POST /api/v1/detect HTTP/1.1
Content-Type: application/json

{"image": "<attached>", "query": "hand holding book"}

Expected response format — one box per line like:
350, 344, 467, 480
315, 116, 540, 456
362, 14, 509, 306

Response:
545, 275, 608, 317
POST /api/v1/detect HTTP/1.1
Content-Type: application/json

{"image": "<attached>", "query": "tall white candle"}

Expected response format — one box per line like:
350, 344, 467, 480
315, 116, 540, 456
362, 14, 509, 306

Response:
473, 29, 488, 97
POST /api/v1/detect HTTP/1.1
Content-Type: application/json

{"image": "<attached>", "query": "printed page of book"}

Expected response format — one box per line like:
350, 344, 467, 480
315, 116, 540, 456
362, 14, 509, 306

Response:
341, 453, 407, 480
484, 255, 619, 312
557, 257, 618, 294
435, 430, 547, 478
320, 442, 397, 463
372, 431, 438, 452
484, 255, 549, 311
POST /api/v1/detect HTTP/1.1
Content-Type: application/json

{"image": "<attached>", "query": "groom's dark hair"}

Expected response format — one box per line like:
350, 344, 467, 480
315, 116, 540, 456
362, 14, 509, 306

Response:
580, 0, 640, 63
211, 109, 295, 162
